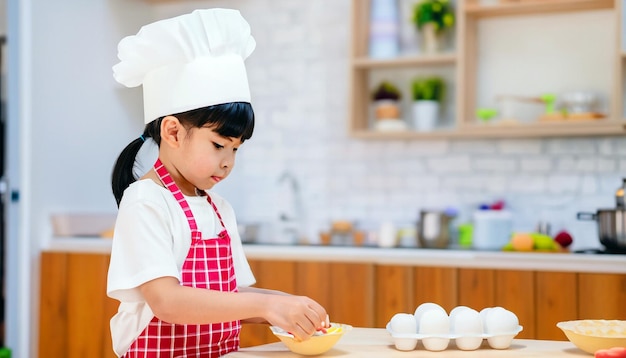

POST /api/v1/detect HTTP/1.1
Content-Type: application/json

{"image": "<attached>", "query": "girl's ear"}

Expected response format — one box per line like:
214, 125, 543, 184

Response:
160, 116, 183, 148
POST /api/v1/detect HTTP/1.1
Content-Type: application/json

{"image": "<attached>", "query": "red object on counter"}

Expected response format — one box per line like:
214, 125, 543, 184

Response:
595, 347, 626, 358
490, 200, 505, 210
554, 230, 573, 248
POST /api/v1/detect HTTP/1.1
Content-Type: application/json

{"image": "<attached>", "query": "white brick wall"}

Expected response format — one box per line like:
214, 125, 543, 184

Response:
164, 0, 626, 251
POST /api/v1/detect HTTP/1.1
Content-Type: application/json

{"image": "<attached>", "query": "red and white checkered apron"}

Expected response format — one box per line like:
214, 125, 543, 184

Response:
124, 159, 240, 358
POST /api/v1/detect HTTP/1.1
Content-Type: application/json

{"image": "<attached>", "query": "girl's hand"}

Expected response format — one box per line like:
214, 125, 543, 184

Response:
264, 295, 328, 341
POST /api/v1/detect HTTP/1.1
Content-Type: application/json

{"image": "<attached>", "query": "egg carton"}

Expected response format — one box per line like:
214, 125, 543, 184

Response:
386, 323, 523, 351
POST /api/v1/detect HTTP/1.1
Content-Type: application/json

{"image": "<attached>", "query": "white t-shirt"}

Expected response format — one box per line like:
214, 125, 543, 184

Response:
107, 179, 255, 356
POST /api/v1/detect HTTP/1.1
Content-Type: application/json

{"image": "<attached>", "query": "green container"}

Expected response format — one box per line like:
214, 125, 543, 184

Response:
0, 347, 11, 358
458, 223, 473, 247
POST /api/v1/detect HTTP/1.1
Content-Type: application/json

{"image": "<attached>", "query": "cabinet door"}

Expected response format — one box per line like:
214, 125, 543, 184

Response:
328, 262, 375, 328
457, 268, 495, 309
578, 273, 626, 320
375, 265, 414, 327
413, 266, 457, 313
39, 252, 68, 356
535, 271, 577, 340
39, 252, 117, 358
494, 270, 535, 339
296, 261, 332, 309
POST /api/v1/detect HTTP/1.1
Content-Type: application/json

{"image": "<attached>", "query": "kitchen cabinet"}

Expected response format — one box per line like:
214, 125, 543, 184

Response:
38, 252, 117, 358
240, 260, 375, 347
349, 0, 626, 138
38, 250, 626, 354
241, 259, 626, 345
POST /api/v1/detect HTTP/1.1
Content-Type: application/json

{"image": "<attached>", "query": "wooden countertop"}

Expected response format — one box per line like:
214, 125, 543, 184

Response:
225, 327, 587, 357
46, 238, 626, 274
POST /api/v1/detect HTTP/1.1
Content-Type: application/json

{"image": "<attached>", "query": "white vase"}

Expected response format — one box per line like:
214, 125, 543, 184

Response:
413, 100, 439, 131
422, 22, 439, 54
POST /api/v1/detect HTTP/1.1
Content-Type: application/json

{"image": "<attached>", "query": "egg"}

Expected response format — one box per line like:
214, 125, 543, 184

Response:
479, 307, 492, 325
449, 306, 471, 321
484, 307, 519, 334
419, 309, 450, 351
484, 307, 520, 349
389, 313, 417, 334
414, 302, 447, 328
388, 313, 418, 351
450, 307, 483, 351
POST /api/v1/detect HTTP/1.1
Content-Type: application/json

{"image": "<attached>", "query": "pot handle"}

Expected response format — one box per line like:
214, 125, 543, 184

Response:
576, 212, 597, 221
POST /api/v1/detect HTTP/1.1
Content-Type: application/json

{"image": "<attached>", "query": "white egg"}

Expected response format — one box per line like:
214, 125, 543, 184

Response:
450, 308, 483, 351
451, 308, 482, 334
449, 305, 471, 319
419, 309, 451, 351
414, 302, 447, 328
389, 313, 418, 351
389, 313, 417, 334
482, 307, 521, 349
419, 309, 450, 335
479, 307, 493, 331
484, 307, 519, 334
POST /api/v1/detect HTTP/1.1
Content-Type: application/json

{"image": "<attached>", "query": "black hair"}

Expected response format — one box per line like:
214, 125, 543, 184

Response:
111, 102, 254, 206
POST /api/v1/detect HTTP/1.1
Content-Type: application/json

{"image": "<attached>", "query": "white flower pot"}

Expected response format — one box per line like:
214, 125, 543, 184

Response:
412, 100, 440, 131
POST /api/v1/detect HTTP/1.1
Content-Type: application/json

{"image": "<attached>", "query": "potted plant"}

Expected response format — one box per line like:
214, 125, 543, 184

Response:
371, 81, 406, 131
411, 76, 445, 131
412, 0, 455, 53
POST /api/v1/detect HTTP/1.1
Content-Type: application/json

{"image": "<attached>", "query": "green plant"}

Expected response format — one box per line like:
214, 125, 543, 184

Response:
413, 0, 455, 34
411, 76, 445, 102
372, 81, 402, 101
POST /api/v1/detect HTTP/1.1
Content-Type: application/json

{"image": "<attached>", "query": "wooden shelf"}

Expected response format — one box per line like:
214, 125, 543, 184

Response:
349, 0, 626, 139
351, 119, 626, 140
465, 0, 614, 18
352, 53, 457, 69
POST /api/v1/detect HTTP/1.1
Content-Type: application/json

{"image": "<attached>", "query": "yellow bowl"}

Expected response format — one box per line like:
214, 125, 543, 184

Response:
556, 320, 626, 354
270, 323, 352, 356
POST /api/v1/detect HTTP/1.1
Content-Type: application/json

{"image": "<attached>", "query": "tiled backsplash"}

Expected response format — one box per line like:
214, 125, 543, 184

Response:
182, 0, 626, 250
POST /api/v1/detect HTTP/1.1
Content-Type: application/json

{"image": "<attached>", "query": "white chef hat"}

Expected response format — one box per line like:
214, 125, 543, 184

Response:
113, 8, 256, 124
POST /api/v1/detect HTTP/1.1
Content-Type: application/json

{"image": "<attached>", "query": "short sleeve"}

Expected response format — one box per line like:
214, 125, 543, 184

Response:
107, 192, 182, 302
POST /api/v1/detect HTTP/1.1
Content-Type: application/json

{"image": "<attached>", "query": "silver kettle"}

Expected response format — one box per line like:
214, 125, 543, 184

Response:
417, 210, 456, 249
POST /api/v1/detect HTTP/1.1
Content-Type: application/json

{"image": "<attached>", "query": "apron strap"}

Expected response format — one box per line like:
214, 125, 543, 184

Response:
154, 159, 198, 232
154, 159, 226, 232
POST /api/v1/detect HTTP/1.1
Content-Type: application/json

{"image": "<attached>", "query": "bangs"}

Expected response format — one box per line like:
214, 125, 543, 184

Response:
179, 102, 255, 141
209, 102, 255, 141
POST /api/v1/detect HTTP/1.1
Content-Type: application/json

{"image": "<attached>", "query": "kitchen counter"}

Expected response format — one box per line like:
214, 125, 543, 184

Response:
47, 238, 626, 274
241, 244, 626, 274
226, 327, 586, 357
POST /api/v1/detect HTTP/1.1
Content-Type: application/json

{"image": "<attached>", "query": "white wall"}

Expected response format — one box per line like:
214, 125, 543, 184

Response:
29, 0, 155, 244
22, 0, 155, 356
152, 0, 625, 249
13, 0, 626, 355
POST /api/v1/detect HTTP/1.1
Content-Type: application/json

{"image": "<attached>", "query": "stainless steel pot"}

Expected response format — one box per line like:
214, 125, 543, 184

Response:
577, 209, 626, 252
418, 210, 454, 249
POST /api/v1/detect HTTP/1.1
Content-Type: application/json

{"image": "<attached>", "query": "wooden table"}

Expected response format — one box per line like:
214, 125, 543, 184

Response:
225, 327, 589, 357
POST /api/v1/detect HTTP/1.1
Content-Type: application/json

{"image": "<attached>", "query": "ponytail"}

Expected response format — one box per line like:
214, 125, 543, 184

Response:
111, 119, 162, 206
111, 102, 253, 206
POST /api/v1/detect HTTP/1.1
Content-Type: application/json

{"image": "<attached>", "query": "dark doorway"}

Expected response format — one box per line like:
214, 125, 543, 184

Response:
0, 34, 6, 346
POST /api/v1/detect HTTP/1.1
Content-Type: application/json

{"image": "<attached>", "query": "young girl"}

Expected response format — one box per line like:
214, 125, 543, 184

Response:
107, 9, 328, 358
